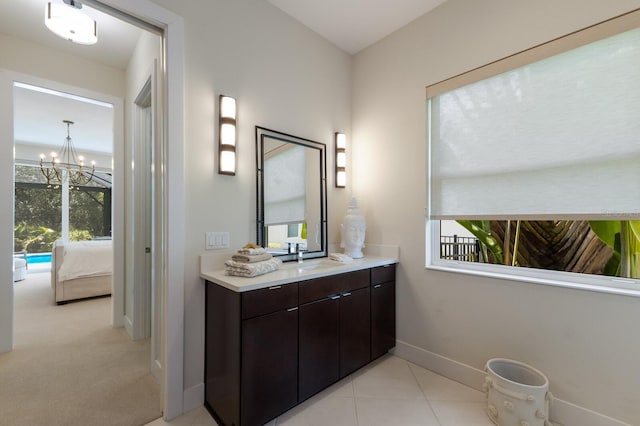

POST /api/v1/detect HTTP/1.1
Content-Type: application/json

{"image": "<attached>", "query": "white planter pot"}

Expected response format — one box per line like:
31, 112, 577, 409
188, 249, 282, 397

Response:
484, 358, 552, 426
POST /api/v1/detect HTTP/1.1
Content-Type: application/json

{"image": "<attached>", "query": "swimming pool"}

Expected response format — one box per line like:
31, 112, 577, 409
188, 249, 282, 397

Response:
27, 253, 52, 264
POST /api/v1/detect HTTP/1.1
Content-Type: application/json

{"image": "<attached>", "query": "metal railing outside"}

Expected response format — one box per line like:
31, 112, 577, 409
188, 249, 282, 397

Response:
440, 235, 480, 262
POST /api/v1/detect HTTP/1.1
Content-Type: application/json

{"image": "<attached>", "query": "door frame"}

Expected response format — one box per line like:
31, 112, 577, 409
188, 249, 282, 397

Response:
101, 1, 186, 419
1, 72, 125, 330
94, 0, 185, 419
127, 72, 154, 342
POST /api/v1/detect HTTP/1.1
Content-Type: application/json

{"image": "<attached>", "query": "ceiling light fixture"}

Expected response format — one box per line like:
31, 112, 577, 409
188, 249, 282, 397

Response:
45, 0, 97, 45
40, 120, 96, 190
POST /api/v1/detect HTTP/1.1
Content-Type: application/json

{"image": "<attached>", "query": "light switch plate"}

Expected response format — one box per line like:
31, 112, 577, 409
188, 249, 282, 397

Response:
205, 231, 230, 250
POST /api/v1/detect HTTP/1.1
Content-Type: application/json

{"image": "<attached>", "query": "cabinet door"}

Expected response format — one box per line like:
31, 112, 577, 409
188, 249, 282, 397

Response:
205, 282, 240, 426
371, 280, 396, 360
339, 286, 370, 378
299, 296, 340, 401
241, 308, 298, 426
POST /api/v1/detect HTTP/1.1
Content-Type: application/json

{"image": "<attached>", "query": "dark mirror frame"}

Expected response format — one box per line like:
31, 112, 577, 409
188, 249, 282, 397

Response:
256, 126, 328, 262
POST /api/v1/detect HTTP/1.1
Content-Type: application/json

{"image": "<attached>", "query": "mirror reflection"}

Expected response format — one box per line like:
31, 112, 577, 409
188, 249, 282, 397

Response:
256, 127, 327, 261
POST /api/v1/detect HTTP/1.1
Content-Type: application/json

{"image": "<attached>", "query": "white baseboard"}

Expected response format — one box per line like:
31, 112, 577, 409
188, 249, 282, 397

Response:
393, 339, 486, 390
183, 382, 204, 414
393, 340, 631, 426
550, 399, 633, 426
123, 315, 133, 337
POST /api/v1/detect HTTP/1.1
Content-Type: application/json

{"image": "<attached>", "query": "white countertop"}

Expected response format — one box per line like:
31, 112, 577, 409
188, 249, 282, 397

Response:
201, 256, 398, 292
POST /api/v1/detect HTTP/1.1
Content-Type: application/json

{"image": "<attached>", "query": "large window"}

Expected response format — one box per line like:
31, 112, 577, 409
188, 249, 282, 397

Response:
14, 165, 111, 253
427, 10, 640, 295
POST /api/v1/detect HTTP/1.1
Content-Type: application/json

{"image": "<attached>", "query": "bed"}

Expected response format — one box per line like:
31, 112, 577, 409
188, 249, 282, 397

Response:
51, 239, 113, 304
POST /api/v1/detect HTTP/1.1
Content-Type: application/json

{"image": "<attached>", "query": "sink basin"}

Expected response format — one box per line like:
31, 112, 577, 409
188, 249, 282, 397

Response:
296, 262, 326, 271
289, 260, 334, 272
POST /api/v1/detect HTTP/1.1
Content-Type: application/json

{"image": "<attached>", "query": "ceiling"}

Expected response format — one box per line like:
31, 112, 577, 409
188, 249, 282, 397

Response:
268, 0, 448, 54
4, 0, 445, 154
0, 0, 141, 69
0, 0, 143, 155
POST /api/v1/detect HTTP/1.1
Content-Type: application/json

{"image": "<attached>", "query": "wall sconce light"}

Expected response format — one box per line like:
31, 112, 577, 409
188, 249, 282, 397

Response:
335, 132, 346, 188
219, 95, 237, 175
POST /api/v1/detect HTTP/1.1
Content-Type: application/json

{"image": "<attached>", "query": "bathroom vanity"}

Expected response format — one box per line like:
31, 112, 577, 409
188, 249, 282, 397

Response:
201, 257, 397, 426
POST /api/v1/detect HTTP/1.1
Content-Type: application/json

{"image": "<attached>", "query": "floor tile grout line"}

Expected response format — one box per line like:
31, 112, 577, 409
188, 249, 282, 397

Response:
406, 359, 444, 426
354, 393, 361, 426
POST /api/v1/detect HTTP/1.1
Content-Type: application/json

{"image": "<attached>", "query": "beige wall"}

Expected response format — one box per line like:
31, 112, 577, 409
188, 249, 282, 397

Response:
148, 0, 352, 391
0, 33, 125, 99
352, 0, 640, 423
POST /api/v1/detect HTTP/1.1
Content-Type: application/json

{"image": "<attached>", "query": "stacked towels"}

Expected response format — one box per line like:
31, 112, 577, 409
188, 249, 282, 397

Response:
225, 246, 282, 278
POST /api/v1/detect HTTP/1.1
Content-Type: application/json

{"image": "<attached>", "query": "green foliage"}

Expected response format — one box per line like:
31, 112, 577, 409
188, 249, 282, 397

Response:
588, 220, 640, 278
14, 165, 110, 252
456, 220, 503, 264
69, 229, 92, 242
14, 223, 60, 253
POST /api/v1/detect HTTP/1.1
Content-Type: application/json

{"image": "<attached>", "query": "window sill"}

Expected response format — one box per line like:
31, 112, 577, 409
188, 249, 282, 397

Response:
427, 261, 640, 298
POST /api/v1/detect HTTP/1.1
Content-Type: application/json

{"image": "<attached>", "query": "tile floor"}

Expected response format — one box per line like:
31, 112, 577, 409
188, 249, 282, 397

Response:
146, 355, 493, 426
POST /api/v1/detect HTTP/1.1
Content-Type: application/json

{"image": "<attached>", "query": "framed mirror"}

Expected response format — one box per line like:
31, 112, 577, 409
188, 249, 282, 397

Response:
256, 126, 327, 262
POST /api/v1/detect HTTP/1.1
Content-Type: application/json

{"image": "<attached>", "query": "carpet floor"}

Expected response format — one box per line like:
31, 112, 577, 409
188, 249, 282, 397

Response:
0, 271, 161, 426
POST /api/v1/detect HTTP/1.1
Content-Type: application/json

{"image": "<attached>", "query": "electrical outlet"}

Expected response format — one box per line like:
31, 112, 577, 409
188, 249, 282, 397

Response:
205, 231, 230, 250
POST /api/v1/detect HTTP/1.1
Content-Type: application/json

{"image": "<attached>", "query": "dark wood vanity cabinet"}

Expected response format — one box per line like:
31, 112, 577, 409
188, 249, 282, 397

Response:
241, 308, 298, 426
298, 296, 340, 400
205, 282, 299, 426
298, 269, 371, 400
205, 263, 395, 426
371, 264, 396, 360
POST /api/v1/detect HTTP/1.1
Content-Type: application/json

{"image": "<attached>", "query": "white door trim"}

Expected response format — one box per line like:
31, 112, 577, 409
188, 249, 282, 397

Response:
97, 0, 185, 420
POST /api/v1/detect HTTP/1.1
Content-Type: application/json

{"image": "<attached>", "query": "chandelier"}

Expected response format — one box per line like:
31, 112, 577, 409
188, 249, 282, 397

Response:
40, 120, 96, 190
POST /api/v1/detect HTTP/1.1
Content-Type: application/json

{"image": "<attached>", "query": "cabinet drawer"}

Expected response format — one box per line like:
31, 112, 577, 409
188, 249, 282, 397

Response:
242, 283, 298, 319
371, 264, 396, 285
299, 269, 369, 305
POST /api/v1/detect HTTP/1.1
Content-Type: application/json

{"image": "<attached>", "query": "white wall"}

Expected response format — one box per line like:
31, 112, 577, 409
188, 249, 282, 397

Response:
0, 33, 125, 99
148, 0, 352, 396
352, 0, 640, 424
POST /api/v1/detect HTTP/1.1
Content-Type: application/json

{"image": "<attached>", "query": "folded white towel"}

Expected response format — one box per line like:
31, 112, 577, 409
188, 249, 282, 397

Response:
231, 253, 272, 263
237, 247, 267, 255
329, 252, 353, 263
225, 257, 282, 277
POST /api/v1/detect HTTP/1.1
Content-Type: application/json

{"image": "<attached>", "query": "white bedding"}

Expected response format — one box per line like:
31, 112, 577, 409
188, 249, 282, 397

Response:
57, 240, 113, 281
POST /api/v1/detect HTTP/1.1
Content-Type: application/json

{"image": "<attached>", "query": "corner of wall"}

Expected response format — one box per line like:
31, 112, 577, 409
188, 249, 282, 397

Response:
393, 341, 632, 426
183, 382, 204, 414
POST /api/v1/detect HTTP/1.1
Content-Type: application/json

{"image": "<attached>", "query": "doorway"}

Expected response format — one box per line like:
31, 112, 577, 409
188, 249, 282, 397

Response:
0, 0, 185, 419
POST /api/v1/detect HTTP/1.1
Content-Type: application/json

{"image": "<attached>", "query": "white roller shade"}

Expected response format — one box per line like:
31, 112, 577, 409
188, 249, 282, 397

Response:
264, 145, 306, 225
429, 27, 640, 220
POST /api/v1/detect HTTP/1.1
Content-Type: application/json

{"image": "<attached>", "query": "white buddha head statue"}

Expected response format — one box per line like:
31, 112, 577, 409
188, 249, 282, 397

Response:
340, 197, 366, 258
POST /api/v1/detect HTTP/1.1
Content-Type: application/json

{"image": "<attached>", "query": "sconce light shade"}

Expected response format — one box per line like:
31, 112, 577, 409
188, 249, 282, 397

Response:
45, 2, 97, 45
335, 132, 346, 188
219, 95, 237, 175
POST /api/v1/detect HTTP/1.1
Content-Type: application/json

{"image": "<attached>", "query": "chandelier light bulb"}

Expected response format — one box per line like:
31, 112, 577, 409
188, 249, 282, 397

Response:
39, 119, 97, 189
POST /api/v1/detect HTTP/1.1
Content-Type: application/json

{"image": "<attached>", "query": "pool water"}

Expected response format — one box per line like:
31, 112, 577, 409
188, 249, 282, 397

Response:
27, 253, 52, 264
